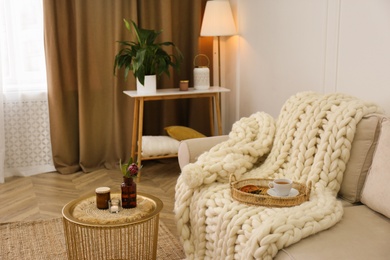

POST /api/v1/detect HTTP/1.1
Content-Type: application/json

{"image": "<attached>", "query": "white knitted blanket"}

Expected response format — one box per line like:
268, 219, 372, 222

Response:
175, 92, 381, 259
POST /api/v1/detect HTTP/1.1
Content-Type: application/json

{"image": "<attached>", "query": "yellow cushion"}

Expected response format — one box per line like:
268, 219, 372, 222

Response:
165, 126, 206, 141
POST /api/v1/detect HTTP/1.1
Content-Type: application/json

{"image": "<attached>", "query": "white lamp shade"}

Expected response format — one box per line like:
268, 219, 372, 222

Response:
200, 1, 236, 36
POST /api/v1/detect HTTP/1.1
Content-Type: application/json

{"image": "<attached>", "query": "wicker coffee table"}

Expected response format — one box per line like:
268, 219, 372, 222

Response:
62, 192, 163, 260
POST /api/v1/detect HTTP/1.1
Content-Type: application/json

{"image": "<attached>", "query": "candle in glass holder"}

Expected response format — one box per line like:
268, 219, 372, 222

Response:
95, 187, 111, 209
109, 198, 121, 213
180, 80, 189, 91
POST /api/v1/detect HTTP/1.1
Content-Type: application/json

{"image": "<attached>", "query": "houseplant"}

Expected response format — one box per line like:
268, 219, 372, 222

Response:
113, 19, 183, 92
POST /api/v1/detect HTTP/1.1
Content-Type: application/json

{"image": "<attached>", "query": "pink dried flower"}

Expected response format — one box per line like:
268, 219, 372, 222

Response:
119, 157, 142, 178
128, 163, 139, 176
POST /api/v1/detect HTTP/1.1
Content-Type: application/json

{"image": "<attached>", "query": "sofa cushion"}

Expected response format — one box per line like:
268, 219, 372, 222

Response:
361, 118, 390, 218
339, 114, 382, 203
274, 205, 390, 260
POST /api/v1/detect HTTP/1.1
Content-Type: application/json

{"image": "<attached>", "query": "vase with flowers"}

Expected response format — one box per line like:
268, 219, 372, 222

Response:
120, 157, 142, 208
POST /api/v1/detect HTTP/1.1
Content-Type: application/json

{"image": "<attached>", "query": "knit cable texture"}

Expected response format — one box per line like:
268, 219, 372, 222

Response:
175, 92, 382, 259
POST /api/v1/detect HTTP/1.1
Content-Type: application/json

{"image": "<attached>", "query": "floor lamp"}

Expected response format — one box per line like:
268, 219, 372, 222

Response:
200, 0, 236, 87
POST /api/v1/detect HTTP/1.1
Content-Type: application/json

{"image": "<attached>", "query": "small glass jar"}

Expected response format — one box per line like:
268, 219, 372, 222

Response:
109, 199, 121, 213
95, 187, 111, 209
180, 80, 189, 91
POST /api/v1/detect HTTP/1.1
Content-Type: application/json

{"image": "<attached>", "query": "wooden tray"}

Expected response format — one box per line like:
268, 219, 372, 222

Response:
230, 174, 311, 207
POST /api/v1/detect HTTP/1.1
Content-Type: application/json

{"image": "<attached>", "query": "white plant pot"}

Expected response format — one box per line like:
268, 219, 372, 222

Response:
136, 75, 157, 94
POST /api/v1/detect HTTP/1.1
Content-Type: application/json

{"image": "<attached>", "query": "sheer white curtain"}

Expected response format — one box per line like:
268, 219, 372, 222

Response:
0, 52, 4, 183
0, 0, 55, 183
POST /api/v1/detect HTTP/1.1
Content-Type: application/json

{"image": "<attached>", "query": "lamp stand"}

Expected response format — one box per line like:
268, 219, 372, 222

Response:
217, 36, 222, 134
217, 36, 221, 87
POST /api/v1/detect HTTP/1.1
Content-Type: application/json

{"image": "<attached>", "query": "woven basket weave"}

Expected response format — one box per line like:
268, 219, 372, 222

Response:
230, 174, 311, 207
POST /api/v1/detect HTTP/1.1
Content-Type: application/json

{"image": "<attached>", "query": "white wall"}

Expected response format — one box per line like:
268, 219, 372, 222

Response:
336, 0, 390, 107
222, 0, 390, 132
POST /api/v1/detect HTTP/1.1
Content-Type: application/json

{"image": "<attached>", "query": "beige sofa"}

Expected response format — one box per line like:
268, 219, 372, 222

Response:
177, 114, 390, 259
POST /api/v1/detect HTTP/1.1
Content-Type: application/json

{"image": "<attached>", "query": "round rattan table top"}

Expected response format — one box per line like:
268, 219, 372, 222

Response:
62, 192, 163, 227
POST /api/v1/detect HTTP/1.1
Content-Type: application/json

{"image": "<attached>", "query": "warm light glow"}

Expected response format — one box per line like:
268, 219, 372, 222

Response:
200, 0, 236, 36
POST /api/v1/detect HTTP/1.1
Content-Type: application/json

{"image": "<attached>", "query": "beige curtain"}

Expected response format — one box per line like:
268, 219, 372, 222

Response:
43, 0, 210, 174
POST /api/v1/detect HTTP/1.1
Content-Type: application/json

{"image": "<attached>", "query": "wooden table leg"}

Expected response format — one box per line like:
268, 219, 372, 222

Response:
131, 98, 139, 160
209, 96, 215, 136
137, 98, 144, 169
215, 93, 222, 135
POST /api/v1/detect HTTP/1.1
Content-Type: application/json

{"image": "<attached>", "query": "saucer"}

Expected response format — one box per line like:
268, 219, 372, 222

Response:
267, 188, 299, 197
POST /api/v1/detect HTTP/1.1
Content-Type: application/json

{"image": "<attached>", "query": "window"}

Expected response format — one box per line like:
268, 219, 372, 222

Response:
0, 0, 47, 95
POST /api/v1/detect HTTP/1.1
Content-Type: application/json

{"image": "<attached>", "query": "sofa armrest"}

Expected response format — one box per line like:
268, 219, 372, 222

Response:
178, 135, 229, 170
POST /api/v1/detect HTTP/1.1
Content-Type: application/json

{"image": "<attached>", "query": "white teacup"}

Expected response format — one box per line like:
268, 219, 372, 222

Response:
268, 178, 293, 196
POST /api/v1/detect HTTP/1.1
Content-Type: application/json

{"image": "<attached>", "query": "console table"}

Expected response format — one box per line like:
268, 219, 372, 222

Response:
62, 192, 163, 260
124, 87, 230, 167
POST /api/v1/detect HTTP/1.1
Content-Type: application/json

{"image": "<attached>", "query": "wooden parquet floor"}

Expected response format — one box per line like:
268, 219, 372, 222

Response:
0, 158, 182, 238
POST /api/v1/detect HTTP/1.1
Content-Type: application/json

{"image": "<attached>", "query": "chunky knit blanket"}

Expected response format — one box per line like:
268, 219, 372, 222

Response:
174, 92, 381, 259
